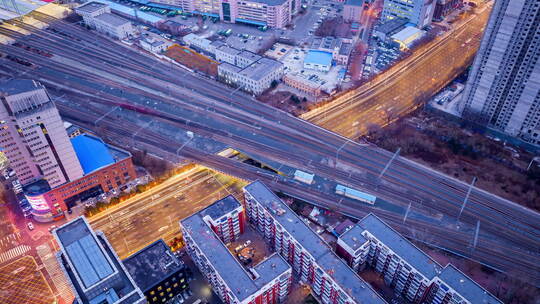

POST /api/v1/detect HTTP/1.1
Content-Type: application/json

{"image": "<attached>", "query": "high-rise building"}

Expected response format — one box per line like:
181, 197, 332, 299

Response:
54, 217, 146, 304
0, 80, 137, 222
381, 0, 435, 28
460, 0, 540, 144
0, 79, 84, 188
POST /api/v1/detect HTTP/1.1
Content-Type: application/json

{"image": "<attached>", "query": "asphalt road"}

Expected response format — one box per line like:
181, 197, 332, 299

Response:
0, 3, 539, 284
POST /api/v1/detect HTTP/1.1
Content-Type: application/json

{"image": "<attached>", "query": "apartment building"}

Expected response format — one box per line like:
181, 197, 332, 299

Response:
336, 213, 502, 304
381, 0, 435, 28
180, 196, 292, 304
243, 181, 387, 304
76, 2, 134, 39
0, 79, 84, 188
343, 0, 364, 23
460, 0, 540, 145
54, 217, 145, 304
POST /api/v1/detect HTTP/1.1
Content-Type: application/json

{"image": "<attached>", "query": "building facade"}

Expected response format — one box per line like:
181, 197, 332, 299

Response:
243, 181, 386, 304
218, 55, 284, 95
54, 217, 146, 304
181, 195, 293, 304
432, 0, 462, 21
460, 0, 540, 145
76, 2, 134, 39
381, 0, 435, 28
154, 0, 300, 29
0, 79, 84, 188
343, 0, 364, 23
335, 214, 502, 304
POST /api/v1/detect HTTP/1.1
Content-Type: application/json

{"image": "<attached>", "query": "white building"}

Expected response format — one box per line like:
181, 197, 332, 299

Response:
76, 2, 134, 40
140, 37, 171, 53
0, 80, 84, 188
391, 26, 425, 50
219, 57, 284, 95
381, 0, 434, 28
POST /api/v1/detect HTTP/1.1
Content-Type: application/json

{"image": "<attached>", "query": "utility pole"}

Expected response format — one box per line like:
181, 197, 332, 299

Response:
472, 220, 480, 249
458, 176, 476, 223
379, 147, 400, 179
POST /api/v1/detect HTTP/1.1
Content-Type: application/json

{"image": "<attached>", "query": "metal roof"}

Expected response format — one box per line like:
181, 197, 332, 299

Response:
335, 184, 376, 202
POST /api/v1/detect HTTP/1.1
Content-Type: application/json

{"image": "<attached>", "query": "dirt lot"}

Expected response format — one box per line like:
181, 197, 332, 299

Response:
166, 44, 218, 76
257, 90, 310, 116
365, 111, 540, 212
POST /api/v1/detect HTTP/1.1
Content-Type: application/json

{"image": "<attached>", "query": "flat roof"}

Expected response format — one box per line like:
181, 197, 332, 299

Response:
391, 26, 424, 42
339, 224, 368, 251
243, 181, 387, 303
344, 0, 363, 6
247, 0, 288, 6
95, 12, 130, 26
238, 58, 282, 81
237, 50, 262, 63
181, 210, 290, 302
217, 45, 241, 56
55, 218, 115, 289
76, 1, 107, 13
304, 50, 333, 66
358, 214, 442, 279
71, 134, 115, 175
94, 0, 163, 23
123, 240, 185, 293
200, 195, 242, 221
0, 79, 43, 95
335, 184, 376, 201
376, 17, 408, 35
438, 265, 502, 304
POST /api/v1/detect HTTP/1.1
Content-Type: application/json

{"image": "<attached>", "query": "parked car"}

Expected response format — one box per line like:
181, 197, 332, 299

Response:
27, 222, 34, 230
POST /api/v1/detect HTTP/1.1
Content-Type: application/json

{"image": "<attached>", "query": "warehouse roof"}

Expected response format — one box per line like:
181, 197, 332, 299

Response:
95, 12, 130, 26
76, 1, 107, 13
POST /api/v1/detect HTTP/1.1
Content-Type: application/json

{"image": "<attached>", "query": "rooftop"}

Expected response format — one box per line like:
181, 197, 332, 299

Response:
344, 0, 364, 6
304, 50, 333, 66
95, 12, 130, 27
339, 43, 352, 56
76, 1, 107, 13
0, 79, 43, 96
55, 217, 115, 289
243, 181, 387, 303
71, 134, 115, 175
438, 265, 502, 304
311, 36, 342, 50
200, 195, 242, 221
181, 209, 290, 302
358, 214, 442, 279
237, 50, 262, 63
391, 26, 424, 42
375, 17, 408, 35
339, 224, 368, 252
249, 0, 288, 6
94, 0, 163, 24
123, 240, 185, 293
238, 58, 283, 81
217, 45, 242, 56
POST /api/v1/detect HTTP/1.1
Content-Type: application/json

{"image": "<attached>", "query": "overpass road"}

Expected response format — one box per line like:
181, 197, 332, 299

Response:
0, 4, 538, 285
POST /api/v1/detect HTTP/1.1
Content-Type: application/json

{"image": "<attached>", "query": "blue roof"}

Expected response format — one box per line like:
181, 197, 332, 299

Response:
304, 50, 333, 66
235, 18, 266, 26
71, 134, 115, 175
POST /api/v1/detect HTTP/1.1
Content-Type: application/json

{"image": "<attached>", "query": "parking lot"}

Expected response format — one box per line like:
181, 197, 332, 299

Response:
0, 256, 56, 304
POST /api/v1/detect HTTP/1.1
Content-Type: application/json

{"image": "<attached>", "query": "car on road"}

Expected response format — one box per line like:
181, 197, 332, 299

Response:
243, 240, 251, 247
27, 222, 34, 230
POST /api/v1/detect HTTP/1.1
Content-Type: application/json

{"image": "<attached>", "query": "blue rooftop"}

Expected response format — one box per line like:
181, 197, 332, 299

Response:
243, 181, 386, 303
304, 50, 333, 66
93, 0, 164, 23
71, 134, 115, 175
438, 265, 502, 304
358, 214, 442, 279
